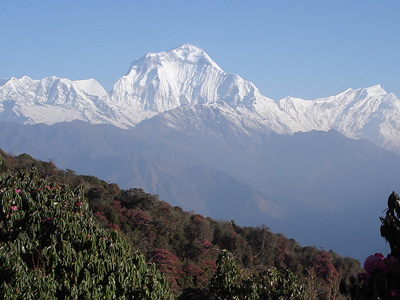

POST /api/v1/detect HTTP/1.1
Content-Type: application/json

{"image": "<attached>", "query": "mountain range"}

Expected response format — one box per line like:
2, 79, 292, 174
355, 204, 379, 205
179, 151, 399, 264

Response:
1, 44, 399, 260
2, 44, 400, 154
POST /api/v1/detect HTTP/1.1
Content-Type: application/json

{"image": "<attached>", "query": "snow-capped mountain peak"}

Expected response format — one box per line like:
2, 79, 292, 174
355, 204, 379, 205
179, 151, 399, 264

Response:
0, 75, 113, 125
140, 44, 222, 71
108, 44, 261, 114
1, 45, 400, 154
1, 76, 107, 105
168, 43, 223, 71
359, 84, 387, 97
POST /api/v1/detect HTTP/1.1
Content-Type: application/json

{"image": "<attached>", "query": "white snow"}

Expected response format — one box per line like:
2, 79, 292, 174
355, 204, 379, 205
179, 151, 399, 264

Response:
1, 44, 400, 154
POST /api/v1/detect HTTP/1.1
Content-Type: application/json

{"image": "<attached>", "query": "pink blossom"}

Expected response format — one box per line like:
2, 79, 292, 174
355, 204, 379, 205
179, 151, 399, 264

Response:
76, 201, 83, 206
390, 288, 400, 299
15, 189, 21, 194
364, 253, 388, 275
202, 239, 212, 247
41, 218, 53, 223
10, 206, 18, 211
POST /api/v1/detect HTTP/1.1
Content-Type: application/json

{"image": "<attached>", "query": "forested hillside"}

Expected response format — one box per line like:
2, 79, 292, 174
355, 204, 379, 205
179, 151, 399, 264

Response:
0, 149, 362, 299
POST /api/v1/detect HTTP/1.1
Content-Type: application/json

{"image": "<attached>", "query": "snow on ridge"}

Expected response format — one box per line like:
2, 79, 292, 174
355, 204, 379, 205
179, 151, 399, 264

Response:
275, 83, 398, 139
128, 44, 222, 74
109, 43, 258, 112
1, 44, 400, 153
170, 43, 223, 71
0, 75, 115, 126
359, 84, 387, 97
70, 78, 107, 98
0, 75, 106, 102
0, 78, 10, 87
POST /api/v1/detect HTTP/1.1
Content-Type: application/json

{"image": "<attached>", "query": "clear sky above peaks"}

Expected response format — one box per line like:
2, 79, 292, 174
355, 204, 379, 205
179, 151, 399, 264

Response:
1, 0, 399, 100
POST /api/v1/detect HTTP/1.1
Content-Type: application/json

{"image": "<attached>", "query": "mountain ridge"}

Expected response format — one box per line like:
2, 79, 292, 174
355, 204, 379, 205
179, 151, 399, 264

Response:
1, 44, 400, 154
0, 118, 397, 260
1, 44, 400, 153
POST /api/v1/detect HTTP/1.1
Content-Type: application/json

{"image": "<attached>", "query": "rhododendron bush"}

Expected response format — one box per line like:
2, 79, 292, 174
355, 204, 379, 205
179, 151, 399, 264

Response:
343, 192, 400, 299
352, 253, 400, 298
0, 150, 364, 299
0, 166, 172, 299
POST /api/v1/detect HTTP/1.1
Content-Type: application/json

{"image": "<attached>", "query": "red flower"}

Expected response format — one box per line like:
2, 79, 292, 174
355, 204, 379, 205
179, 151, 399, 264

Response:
10, 206, 18, 211
15, 189, 21, 194
76, 201, 83, 206
364, 253, 388, 275
390, 288, 400, 299
202, 239, 212, 247
41, 218, 53, 223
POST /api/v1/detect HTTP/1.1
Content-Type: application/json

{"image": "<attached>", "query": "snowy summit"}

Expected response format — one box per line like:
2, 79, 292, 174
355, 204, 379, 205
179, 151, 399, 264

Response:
1, 44, 400, 153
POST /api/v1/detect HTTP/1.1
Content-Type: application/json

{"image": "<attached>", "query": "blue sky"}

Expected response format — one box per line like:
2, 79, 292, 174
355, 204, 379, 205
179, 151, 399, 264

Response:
1, 0, 399, 100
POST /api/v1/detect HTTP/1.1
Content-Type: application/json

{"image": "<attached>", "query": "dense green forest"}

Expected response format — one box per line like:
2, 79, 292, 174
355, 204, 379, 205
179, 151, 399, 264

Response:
0, 149, 367, 299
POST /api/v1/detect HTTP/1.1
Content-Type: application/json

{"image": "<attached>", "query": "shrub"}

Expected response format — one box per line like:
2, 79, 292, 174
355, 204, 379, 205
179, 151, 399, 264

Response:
0, 168, 173, 299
